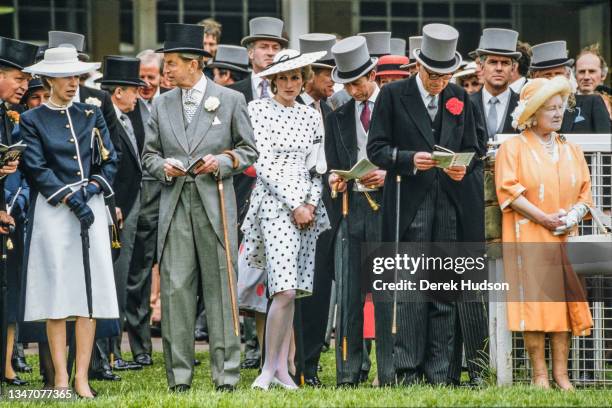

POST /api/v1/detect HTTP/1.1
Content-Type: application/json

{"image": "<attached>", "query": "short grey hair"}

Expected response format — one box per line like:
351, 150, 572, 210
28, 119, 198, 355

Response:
136, 49, 163, 70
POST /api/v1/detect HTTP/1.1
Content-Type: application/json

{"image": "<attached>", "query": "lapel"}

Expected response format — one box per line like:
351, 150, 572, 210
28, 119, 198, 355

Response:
400, 76, 435, 149
139, 99, 151, 126
500, 89, 519, 133
166, 88, 190, 153
335, 101, 358, 167
438, 87, 453, 147
473, 89, 487, 133
188, 80, 222, 155
117, 119, 141, 169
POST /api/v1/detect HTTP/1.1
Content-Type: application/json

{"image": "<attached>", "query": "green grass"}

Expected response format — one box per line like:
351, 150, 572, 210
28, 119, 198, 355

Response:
1, 349, 611, 407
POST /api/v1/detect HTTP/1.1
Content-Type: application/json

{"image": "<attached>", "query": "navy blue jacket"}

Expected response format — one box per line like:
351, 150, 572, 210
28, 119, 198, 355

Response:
19, 102, 118, 206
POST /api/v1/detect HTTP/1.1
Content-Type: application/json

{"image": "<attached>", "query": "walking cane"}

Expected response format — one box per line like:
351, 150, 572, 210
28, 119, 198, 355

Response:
340, 188, 350, 362
392, 175, 401, 335
0, 232, 8, 388
80, 222, 93, 319
216, 172, 240, 338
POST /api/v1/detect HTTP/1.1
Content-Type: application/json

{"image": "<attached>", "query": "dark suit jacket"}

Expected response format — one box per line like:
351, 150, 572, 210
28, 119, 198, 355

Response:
367, 76, 479, 241
126, 99, 148, 154
228, 77, 254, 103
561, 94, 611, 133
113, 116, 142, 216
79, 86, 123, 163
470, 88, 519, 139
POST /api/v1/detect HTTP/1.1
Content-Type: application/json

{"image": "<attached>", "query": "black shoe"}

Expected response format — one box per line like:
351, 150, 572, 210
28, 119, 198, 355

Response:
134, 353, 153, 366
113, 358, 143, 371
304, 376, 322, 387
12, 357, 32, 373
240, 359, 260, 369
216, 384, 235, 392
170, 384, 191, 393
3, 376, 28, 386
194, 359, 201, 366
194, 329, 209, 342
359, 370, 369, 383
90, 368, 121, 381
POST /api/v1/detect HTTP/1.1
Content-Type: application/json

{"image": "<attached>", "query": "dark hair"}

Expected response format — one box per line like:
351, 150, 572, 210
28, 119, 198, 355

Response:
269, 66, 313, 94
516, 41, 532, 77
217, 68, 248, 83
198, 18, 222, 42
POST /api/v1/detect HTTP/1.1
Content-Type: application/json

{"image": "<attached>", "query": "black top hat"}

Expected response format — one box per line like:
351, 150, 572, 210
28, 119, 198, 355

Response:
0, 37, 39, 70
95, 56, 146, 87
156, 23, 211, 57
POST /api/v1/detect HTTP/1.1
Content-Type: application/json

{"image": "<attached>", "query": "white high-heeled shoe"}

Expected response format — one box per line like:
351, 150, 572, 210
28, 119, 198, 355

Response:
272, 376, 299, 390
251, 377, 270, 391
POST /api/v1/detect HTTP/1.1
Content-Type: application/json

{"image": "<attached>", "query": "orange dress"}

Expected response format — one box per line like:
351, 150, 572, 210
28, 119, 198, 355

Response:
495, 130, 593, 335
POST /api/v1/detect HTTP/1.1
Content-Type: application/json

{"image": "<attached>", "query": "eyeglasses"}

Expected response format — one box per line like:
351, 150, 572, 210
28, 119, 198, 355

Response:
423, 67, 452, 80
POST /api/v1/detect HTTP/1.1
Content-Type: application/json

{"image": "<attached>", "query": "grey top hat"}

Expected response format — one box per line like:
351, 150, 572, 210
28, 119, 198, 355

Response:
475, 28, 521, 59
390, 38, 406, 56
241, 17, 288, 47
299, 33, 336, 68
468, 35, 483, 59
331, 36, 377, 84
208, 45, 250, 73
48, 30, 89, 60
413, 24, 462, 74
357, 32, 391, 57
530, 41, 574, 70
403, 36, 422, 68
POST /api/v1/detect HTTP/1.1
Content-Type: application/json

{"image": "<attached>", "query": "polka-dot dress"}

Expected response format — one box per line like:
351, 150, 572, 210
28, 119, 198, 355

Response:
241, 98, 330, 298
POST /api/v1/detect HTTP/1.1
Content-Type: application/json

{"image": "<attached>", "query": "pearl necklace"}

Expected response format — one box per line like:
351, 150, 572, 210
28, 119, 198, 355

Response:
538, 134, 556, 156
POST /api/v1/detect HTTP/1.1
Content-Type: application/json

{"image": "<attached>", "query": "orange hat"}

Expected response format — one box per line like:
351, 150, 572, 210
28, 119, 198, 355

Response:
375, 54, 410, 77
511, 76, 572, 130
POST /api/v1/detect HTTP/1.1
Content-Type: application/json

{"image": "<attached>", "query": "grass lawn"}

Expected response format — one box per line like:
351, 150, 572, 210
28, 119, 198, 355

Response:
1, 349, 611, 407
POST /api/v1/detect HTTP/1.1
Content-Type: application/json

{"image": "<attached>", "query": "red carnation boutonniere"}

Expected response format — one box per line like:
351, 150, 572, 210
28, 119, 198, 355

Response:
445, 97, 464, 116
6, 110, 20, 124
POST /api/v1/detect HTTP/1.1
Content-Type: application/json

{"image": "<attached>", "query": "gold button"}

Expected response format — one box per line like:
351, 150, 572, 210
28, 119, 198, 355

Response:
60, 110, 65, 114
77, 171, 81, 176
65, 124, 70, 128
69, 138, 74, 143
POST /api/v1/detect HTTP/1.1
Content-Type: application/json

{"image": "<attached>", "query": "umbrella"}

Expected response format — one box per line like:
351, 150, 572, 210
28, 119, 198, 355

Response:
334, 190, 350, 362
392, 175, 401, 334
81, 223, 93, 319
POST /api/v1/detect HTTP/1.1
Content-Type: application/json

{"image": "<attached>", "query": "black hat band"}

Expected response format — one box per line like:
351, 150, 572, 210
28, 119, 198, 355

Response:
418, 51, 456, 69
337, 59, 374, 79
531, 58, 571, 68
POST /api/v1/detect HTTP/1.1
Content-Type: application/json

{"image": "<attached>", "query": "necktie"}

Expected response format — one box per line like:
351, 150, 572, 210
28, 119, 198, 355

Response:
259, 79, 270, 99
427, 95, 437, 122
183, 88, 198, 124
312, 100, 321, 115
120, 114, 140, 159
360, 101, 371, 132
487, 96, 499, 140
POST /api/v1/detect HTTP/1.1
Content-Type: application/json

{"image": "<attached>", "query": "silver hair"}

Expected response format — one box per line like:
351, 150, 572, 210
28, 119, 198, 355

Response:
136, 49, 163, 70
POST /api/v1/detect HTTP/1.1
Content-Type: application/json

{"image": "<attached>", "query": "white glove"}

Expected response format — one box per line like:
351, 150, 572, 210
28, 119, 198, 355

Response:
555, 204, 588, 235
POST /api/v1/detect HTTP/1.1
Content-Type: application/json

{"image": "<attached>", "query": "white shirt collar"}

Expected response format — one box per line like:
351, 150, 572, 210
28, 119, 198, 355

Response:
300, 92, 315, 106
113, 103, 124, 120
183, 73, 207, 96
482, 86, 511, 107
509, 76, 526, 94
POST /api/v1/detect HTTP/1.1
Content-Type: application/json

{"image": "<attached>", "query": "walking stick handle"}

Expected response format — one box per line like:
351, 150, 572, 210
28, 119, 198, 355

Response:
342, 190, 348, 217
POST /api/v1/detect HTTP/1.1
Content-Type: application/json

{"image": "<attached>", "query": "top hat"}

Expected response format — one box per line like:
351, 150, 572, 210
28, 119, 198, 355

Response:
95, 56, 146, 87
0, 37, 40, 70
401, 36, 422, 68
529, 41, 574, 70
331, 36, 378, 84
299, 33, 336, 69
48, 31, 89, 61
413, 24, 462, 74
20, 77, 45, 104
208, 45, 250, 73
23, 46, 100, 77
475, 28, 521, 59
468, 36, 483, 60
156, 23, 211, 57
241, 17, 288, 47
390, 38, 406, 57
357, 32, 391, 57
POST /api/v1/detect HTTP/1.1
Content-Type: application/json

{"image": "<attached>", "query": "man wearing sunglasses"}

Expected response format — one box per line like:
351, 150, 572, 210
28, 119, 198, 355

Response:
367, 23, 479, 386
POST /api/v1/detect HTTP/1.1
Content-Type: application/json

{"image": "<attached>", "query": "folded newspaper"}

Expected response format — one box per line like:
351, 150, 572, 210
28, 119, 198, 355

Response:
432, 145, 474, 169
331, 158, 378, 180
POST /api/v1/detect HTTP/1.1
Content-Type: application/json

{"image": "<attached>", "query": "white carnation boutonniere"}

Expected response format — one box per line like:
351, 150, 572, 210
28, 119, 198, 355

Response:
204, 96, 220, 112
511, 99, 528, 131
85, 96, 102, 107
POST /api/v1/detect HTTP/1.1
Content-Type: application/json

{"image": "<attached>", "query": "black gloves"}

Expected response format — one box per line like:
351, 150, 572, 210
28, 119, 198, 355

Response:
85, 182, 102, 200
66, 190, 95, 229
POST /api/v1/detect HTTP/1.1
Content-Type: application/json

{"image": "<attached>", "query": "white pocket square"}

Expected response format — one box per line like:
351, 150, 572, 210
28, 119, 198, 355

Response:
212, 116, 222, 125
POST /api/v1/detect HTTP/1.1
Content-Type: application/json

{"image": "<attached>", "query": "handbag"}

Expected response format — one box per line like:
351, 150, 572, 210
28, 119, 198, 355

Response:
566, 206, 612, 276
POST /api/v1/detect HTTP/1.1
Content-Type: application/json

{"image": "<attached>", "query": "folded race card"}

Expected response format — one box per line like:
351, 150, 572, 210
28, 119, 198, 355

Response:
432, 145, 474, 169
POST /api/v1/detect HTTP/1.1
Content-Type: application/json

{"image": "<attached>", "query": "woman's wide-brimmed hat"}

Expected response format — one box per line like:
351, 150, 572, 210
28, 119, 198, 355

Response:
255, 49, 326, 78
156, 23, 212, 57
23, 46, 100, 77
511, 76, 572, 130
95, 55, 146, 87
413, 23, 462, 74
453, 61, 478, 79
375, 55, 409, 77
331, 36, 378, 84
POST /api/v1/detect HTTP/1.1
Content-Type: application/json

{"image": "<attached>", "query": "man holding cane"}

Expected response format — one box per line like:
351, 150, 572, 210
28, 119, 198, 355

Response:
142, 23, 257, 393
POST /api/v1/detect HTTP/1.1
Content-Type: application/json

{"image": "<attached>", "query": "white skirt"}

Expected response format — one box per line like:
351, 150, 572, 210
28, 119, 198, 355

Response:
23, 193, 119, 321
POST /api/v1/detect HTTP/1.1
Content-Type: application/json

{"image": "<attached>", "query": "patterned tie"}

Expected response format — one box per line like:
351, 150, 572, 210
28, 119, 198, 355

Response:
311, 100, 322, 115
259, 79, 270, 99
360, 101, 371, 132
427, 94, 437, 122
120, 114, 140, 159
183, 88, 198, 124
487, 96, 499, 140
